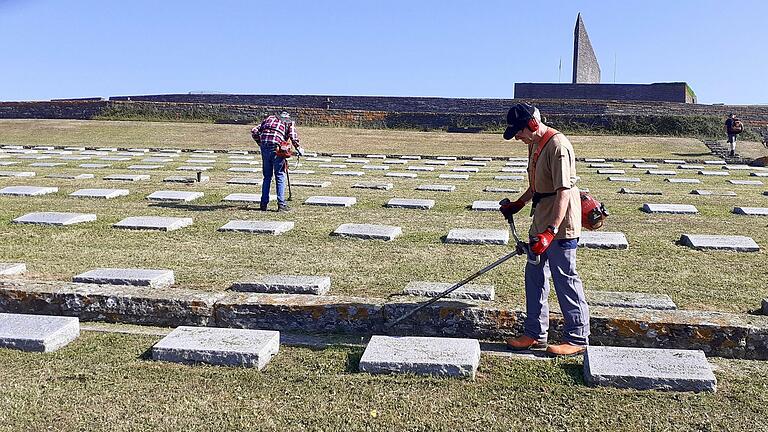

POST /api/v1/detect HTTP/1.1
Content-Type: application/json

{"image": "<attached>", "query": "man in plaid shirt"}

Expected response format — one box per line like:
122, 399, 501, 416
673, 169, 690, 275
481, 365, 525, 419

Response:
251, 111, 304, 211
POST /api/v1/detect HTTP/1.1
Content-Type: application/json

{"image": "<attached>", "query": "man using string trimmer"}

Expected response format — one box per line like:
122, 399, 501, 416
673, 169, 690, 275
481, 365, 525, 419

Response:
499, 103, 591, 357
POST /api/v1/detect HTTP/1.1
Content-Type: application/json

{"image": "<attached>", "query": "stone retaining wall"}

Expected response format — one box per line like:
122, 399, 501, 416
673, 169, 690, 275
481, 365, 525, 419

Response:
2, 279, 766, 359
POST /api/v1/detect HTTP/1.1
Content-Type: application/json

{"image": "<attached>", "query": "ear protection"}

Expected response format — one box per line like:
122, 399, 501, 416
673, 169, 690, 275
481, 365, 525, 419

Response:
527, 117, 539, 132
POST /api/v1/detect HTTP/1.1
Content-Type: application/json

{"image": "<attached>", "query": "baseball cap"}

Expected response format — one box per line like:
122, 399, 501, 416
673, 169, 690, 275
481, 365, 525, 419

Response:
503, 103, 537, 140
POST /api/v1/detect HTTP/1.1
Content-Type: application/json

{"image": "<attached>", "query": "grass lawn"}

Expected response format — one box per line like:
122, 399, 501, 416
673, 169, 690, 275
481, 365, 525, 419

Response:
1, 120, 766, 313
0, 331, 767, 431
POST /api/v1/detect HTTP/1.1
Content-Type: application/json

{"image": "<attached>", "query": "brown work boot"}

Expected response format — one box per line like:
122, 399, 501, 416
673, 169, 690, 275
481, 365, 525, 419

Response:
506, 335, 547, 351
546, 342, 586, 357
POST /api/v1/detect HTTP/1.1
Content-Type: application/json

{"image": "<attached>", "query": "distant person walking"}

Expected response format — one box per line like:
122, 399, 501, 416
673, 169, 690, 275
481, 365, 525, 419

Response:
251, 111, 304, 211
725, 113, 743, 157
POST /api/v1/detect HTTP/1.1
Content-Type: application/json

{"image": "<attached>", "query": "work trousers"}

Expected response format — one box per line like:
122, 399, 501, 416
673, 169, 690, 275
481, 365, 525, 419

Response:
259, 144, 287, 207
727, 134, 738, 152
523, 238, 590, 346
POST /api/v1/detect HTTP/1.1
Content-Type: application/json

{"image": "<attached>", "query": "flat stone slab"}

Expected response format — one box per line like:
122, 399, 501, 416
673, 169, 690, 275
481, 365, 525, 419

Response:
218, 220, 294, 235
13, 212, 97, 226
228, 167, 260, 173
45, 173, 94, 180
0, 186, 58, 196
750, 172, 768, 177
0, 313, 80, 352
608, 177, 641, 182
352, 182, 393, 190
416, 184, 455, 192
733, 207, 768, 216
163, 175, 209, 183
361, 165, 388, 171
436, 156, 457, 161
584, 158, 606, 163
598, 169, 625, 175
292, 181, 330, 188
723, 165, 752, 170
690, 190, 736, 196
589, 163, 614, 168
452, 167, 479, 173
678, 165, 704, 170
152, 326, 279, 369
445, 229, 508, 245
439, 174, 469, 180
146, 191, 204, 202
104, 174, 151, 182
663, 159, 686, 164
408, 166, 435, 172
70, 188, 129, 199
79, 163, 111, 169
176, 166, 213, 171
231, 275, 331, 295
680, 234, 759, 252
578, 232, 628, 249
73, 268, 175, 288
666, 178, 701, 184
647, 170, 677, 176
128, 165, 164, 170
386, 198, 435, 210
633, 164, 658, 169
222, 193, 264, 203
493, 176, 525, 182
226, 177, 262, 185
462, 161, 487, 167
29, 162, 66, 167
318, 164, 347, 169
618, 188, 662, 195
403, 281, 494, 301
304, 196, 357, 207
704, 160, 726, 165
584, 346, 716, 392
500, 167, 527, 173
423, 160, 447, 166
484, 187, 520, 193
728, 180, 763, 186
586, 291, 676, 310
113, 216, 193, 231
471, 200, 500, 211
0, 171, 35, 177
698, 170, 729, 176
359, 335, 481, 379
332, 223, 402, 241
623, 159, 645, 163
642, 203, 698, 214
385, 172, 418, 178
0, 263, 26, 276
332, 171, 365, 177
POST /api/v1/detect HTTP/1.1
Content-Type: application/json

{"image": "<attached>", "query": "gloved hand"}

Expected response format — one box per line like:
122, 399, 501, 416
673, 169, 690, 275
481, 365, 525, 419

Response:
529, 227, 556, 255
296, 146, 305, 156
499, 197, 526, 222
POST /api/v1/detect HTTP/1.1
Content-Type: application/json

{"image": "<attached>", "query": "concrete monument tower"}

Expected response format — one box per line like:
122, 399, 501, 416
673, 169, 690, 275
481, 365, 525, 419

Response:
572, 13, 601, 84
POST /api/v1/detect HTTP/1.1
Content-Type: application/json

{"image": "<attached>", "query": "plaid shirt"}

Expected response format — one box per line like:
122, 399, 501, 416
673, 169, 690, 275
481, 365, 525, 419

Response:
251, 115, 300, 149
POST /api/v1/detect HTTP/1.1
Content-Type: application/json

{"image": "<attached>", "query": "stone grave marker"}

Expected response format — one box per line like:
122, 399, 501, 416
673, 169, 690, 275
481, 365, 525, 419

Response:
608, 177, 641, 182
666, 178, 701, 184
584, 158, 606, 163
424, 160, 447, 166
589, 163, 613, 168
104, 174, 150, 181
352, 182, 393, 190
416, 184, 455, 192
690, 190, 736, 196
0, 186, 58, 196
382, 159, 407, 165
386, 198, 435, 210
331, 171, 365, 177
386, 172, 418, 178
436, 156, 457, 161
304, 196, 357, 207
494, 175, 525, 181
222, 194, 264, 204
680, 234, 759, 252
698, 170, 729, 176
678, 165, 704, 170
320, 164, 348, 169
642, 203, 698, 214
332, 223, 402, 241
231, 275, 331, 295
403, 281, 494, 301
578, 231, 628, 249
729, 180, 763, 186
70, 189, 129, 199
583, 346, 716, 392
45, 173, 94, 180
0, 171, 35, 177
113, 216, 193, 231
73, 267, 175, 287
663, 159, 686, 164
647, 170, 677, 176
293, 181, 330, 188
723, 164, 751, 170
305, 157, 332, 162
359, 335, 481, 379
586, 291, 676, 310
484, 187, 519, 193
218, 220, 294, 235
440, 174, 469, 180
445, 229, 508, 245
226, 177, 262, 185
366, 154, 387, 159
505, 161, 528, 167
128, 165, 164, 170
400, 155, 421, 160
408, 166, 435, 172
0, 162, 21, 166
704, 160, 726, 165
463, 161, 487, 167
623, 159, 645, 163
471, 157, 492, 161
361, 165, 389, 171
146, 191, 204, 202
733, 207, 768, 216
177, 166, 213, 171
501, 167, 527, 173
79, 163, 111, 169
228, 167, 260, 173
618, 188, 662, 195
0, 313, 80, 353
345, 158, 369, 164
30, 162, 66, 167
163, 175, 209, 183
0, 263, 26, 276
143, 158, 174, 163
751, 172, 768, 177
152, 326, 279, 369
598, 169, 625, 175
452, 167, 479, 173
471, 200, 500, 211
330, 154, 351, 158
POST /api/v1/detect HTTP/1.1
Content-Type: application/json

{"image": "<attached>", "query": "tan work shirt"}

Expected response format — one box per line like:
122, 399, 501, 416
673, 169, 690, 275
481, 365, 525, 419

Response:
527, 132, 582, 240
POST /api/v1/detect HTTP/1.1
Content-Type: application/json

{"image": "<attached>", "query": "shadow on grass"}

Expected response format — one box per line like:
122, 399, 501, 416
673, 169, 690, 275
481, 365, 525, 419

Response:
345, 349, 365, 373
148, 202, 259, 212
558, 362, 586, 386
673, 152, 714, 157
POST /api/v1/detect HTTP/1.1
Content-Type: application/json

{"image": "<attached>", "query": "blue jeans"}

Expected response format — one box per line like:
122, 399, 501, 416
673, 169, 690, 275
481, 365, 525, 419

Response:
260, 144, 287, 207
523, 238, 590, 346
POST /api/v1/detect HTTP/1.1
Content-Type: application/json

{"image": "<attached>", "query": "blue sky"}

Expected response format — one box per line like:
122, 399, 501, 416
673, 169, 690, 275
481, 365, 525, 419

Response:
1, 0, 765, 104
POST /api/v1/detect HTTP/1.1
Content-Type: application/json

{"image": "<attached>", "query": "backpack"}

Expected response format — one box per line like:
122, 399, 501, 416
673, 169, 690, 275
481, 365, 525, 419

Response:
731, 118, 744, 134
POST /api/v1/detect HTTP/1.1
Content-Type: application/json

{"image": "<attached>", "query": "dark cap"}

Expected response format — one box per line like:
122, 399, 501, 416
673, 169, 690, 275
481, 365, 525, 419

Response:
503, 103, 537, 140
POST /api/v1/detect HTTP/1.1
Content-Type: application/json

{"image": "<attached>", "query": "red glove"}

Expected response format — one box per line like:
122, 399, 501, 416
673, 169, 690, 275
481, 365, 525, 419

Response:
499, 198, 526, 222
530, 227, 556, 255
